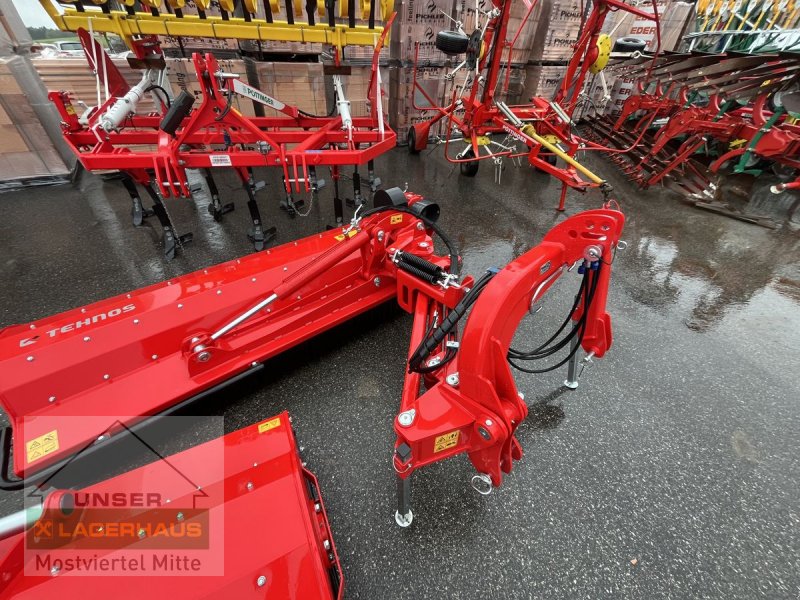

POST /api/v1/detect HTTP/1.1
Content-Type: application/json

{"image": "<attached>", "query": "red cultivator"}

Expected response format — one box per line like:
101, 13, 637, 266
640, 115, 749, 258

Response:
49, 24, 395, 258
406, 0, 660, 210
0, 190, 624, 532
581, 51, 800, 226
0, 414, 344, 599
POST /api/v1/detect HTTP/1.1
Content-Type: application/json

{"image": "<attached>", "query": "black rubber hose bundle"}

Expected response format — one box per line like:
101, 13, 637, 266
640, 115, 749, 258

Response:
507, 263, 602, 374
408, 269, 497, 373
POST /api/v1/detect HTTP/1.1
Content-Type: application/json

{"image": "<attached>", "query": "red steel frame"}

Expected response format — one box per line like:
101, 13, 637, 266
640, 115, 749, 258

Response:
407, 0, 659, 209
0, 414, 343, 599
47, 22, 396, 257
50, 23, 395, 199
0, 191, 625, 525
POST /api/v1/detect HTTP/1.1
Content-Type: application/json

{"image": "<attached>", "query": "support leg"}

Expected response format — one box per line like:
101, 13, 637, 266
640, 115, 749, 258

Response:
564, 330, 580, 390
367, 159, 381, 192
394, 475, 413, 528
242, 170, 276, 251
143, 180, 193, 260
346, 165, 364, 209
121, 174, 153, 227
557, 181, 568, 212
204, 169, 234, 221
332, 166, 344, 227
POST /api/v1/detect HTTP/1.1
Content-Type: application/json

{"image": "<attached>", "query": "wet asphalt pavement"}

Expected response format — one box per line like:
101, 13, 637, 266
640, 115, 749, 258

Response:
1, 148, 799, 599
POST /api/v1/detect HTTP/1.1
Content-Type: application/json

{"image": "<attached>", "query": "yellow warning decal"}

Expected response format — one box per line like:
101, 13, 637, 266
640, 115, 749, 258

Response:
257, 417, 281, 434
433, 430, 460, 453
26, 430, 59, 464
390, 214, 403, 225
333, 230, 358, 242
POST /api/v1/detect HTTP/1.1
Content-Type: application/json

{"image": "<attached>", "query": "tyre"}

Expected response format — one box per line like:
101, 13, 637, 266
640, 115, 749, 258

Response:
460, 147, 479, 177
613, 37, 647, 52
408, 126, 420, 154
436, 30, 470, 55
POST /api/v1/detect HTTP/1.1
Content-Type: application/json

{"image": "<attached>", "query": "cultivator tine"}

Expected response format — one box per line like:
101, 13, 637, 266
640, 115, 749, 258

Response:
143, 179, 192, 260
203, 169, 234, 222
120, 173, 153, 227
240, 168, 276, 251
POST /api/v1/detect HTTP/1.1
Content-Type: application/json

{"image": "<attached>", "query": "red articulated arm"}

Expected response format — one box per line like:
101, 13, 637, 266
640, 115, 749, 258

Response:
393, 208, 625, 513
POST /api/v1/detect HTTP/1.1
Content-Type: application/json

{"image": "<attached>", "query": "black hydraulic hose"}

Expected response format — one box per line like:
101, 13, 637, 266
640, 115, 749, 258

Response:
507, 264, 602, 374
145, 84, 172, 109
408, 269, 496, 372
508, 270, 588, 359
359, 205, 461, 276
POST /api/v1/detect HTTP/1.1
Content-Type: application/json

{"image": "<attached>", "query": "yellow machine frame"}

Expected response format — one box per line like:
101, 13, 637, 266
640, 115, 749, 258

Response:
39, 0, 392, 50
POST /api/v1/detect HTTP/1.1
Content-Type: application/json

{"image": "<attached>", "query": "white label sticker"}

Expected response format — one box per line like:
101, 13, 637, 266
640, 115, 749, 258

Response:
210, 154, 232, 167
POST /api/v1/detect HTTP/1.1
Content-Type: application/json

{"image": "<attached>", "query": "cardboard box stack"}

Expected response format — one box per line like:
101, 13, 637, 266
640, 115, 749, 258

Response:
244, 59, 326, 116
0, 56, 68, 184
344, 65, 391, 117
33, 58, 159, 117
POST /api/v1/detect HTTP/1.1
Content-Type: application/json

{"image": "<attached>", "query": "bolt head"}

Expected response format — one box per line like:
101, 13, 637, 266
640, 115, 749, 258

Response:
377, 230, 385, 241
176, 512, 184, 521
103, 374, 110, 380
416, 222, 424, 231
83, 336, 90, 342
26, 356, 34, 362
374, 277, 381, 287
446, 373, 460, 386
418, 241, 429, 248
138, 529, 146, 539
48, 396, 56, 403
151, 354, 158, 360
398, 409, 416, 427
133, 319, 139, 324
178, 303, 183, 309
50, 565, 60, 575
485, 419, 493, 427
197, 351, 211, 362
314, 503, 321, 513
246, 481, 254, 491
323, 539, 331, 550
257, 575, 267, 587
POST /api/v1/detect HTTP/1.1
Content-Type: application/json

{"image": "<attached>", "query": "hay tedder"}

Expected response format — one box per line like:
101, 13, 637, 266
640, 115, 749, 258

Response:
405, 0, 661, 210
39, 0, 397, 258
582, 51, 800, 226
0, 186, 627, 594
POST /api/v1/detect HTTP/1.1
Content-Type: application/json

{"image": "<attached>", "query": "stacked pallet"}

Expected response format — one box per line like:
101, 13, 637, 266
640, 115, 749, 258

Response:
0, 56, 68, 185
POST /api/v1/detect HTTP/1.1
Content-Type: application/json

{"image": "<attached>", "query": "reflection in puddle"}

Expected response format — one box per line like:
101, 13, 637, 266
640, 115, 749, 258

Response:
622, 223, 800, 333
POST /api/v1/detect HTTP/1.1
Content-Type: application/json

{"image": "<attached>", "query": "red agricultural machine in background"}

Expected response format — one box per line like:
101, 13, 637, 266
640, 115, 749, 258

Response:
43, 1, 396, 258
582, 51, 800, 226
406, 0, 661, 210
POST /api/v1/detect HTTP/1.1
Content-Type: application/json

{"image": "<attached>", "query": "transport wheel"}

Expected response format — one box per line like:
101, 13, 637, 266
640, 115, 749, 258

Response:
613, 37, 647, 52
460, 148, 479, 177
435, 30, 470, 55
408, 127, 420, 154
